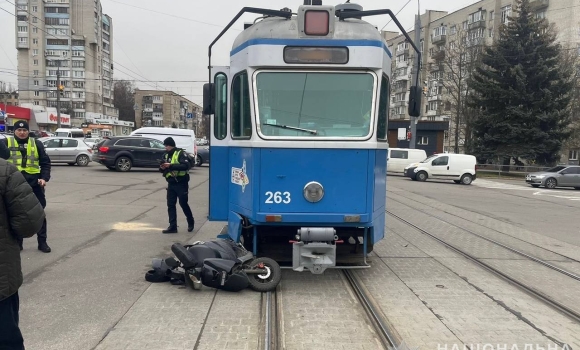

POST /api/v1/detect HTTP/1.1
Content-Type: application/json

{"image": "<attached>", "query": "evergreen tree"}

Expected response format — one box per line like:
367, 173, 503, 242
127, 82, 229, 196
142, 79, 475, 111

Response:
468, 0, 573, 165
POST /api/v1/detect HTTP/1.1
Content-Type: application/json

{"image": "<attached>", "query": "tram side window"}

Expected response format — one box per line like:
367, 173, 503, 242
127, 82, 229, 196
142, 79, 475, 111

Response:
377, 74, 389, 141
231, 71, 252, 139
214, 73, 228, 140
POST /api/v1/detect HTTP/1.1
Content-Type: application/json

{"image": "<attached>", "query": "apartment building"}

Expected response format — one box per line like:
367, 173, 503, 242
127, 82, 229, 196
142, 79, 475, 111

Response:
15, 0, 118, 128
133, 89, 202, 131
384, 0, 580, 154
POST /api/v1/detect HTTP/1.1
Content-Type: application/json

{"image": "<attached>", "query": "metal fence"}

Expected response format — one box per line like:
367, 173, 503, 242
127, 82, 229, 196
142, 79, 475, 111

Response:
476, 164, 554, 177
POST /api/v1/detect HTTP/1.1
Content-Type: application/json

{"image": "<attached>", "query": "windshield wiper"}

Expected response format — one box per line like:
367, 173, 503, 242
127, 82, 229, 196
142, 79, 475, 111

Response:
263, 123, 317, 135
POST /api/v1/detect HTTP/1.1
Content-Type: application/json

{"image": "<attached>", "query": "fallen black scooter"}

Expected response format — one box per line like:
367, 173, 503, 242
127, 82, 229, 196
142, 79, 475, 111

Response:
147, 238, 281, 292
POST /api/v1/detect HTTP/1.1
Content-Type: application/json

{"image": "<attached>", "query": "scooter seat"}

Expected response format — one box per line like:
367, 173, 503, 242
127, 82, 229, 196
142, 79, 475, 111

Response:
171, 243, 203, 269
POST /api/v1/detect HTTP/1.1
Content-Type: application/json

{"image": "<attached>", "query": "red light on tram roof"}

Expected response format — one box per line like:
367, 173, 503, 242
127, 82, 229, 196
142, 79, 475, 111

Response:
304, 10, 329, 36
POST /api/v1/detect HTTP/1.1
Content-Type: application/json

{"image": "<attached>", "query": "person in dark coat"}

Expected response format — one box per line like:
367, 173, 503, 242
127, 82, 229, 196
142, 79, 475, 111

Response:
0, 120, 52, 252
159, 137, 194, 234
0, 158, 46, 349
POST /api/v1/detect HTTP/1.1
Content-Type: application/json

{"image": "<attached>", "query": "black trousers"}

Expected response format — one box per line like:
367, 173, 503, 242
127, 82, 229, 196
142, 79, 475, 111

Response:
17, 186, 47, 247
0, 293, 24, 350
167, 179, 193, 228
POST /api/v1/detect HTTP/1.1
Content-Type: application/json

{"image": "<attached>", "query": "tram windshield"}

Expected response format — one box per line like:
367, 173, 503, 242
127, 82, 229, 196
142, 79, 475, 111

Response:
255, 72, 375, 138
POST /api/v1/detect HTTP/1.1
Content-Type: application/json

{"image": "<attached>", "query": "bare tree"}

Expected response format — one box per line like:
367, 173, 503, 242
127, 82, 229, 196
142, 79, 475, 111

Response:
113, 80, 136, 123
429, 26, 485, 153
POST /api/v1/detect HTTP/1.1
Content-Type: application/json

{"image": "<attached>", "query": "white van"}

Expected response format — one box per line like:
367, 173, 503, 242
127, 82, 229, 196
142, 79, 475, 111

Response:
387, 148, 427, 174
404, 153, 477, 185
55, 128, 85, 138
130, 127, 197, 161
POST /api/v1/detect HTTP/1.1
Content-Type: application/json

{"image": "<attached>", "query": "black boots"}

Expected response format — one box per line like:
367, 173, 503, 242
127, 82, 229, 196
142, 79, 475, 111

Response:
163, 218, 194, 234
162, 227, 178, 234
38, 241, 51, 253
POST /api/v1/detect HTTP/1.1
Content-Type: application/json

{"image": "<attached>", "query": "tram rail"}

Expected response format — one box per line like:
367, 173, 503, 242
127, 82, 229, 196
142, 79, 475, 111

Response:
386, 210, 580, 323
343, 270, 399, 350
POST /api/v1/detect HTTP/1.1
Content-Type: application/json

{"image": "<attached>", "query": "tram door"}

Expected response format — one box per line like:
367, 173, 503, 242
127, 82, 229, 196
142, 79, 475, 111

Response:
208, 67, 231, 221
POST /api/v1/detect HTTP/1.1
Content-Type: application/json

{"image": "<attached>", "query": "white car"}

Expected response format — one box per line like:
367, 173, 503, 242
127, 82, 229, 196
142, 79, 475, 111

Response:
41, 137, 93, 166
404, 153, 477, 185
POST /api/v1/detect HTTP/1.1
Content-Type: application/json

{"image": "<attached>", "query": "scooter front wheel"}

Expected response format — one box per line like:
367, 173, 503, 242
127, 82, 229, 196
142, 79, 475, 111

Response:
246, 257, 281, 292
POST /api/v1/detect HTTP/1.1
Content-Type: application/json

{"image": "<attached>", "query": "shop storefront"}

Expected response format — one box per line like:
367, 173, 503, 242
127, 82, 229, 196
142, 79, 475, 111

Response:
0, 105, 31, 132
27, 106, 71, 132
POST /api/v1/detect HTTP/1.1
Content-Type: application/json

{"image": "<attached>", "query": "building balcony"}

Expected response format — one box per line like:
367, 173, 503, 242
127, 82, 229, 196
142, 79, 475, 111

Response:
396, 60, 408, 69
428, 95, 442, 102
466, 37, 485, 47
432, 34, 446, 45
394, 85, 407, 93
468, 20, 486, 30
395, 74, 410, 82
426, 110, 437, 116
394, 100, 406, 107
432, 50, 445, 60
17, 42, 29, 49
396, 48, 409, 56
530, 0, 549, 10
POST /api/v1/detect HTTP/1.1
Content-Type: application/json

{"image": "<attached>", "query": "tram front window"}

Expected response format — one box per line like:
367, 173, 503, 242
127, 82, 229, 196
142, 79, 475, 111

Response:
255, 72, 375, 138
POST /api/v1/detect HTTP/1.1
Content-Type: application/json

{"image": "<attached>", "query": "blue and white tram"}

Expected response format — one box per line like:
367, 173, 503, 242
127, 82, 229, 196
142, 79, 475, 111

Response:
203, 1, 421, 274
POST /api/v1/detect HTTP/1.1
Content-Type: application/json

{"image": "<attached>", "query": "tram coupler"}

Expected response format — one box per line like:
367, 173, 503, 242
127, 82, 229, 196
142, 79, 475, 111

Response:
291, 227, 338, 274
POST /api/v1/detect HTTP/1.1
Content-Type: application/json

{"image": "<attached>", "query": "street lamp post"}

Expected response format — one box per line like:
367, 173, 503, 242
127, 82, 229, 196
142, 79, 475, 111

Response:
56, 65, 62, 128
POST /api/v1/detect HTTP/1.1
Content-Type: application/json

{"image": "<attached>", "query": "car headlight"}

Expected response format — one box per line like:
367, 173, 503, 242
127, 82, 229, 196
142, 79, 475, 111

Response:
304, 181, 324, 203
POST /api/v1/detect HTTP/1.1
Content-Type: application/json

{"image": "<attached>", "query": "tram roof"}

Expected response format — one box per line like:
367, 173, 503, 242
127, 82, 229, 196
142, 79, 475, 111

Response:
231, 10, 392, 58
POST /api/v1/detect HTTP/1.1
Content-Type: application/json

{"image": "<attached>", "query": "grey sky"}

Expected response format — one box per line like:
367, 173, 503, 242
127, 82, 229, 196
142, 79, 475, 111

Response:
0, 0, 478, 105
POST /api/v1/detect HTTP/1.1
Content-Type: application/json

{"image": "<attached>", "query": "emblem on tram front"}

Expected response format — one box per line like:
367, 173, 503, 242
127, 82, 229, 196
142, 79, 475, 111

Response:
231, 159, 250, 192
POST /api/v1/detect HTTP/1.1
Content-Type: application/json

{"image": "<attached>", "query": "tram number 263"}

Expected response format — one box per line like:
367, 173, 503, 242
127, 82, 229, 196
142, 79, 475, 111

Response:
265, 191, 291, 204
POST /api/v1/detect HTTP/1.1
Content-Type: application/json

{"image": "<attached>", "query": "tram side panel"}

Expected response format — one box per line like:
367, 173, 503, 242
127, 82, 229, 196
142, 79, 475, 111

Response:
371, 148, 387, 244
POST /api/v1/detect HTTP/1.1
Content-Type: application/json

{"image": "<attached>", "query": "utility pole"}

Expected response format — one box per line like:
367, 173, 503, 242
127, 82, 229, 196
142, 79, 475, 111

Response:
56, 66, 61, 128
409, 3, 422, 149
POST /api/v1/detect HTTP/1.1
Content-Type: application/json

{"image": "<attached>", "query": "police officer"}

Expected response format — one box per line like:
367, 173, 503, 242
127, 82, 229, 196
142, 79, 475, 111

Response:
0, 120, 52, 252
159, 137, 194, 234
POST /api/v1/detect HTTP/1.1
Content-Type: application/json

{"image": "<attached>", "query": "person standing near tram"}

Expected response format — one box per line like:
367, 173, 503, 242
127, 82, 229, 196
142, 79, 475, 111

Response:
0, 120, 52, 253
159, 137, 195, 234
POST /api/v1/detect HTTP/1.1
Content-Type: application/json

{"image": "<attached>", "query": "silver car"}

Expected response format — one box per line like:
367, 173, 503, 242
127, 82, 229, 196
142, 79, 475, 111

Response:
41, 137, 93, 166
525, 165, 580, 189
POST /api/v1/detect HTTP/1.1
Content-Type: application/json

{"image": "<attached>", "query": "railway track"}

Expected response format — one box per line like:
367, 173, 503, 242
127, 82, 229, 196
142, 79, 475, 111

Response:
386, 209, 580, 323
259, 272, 400, 350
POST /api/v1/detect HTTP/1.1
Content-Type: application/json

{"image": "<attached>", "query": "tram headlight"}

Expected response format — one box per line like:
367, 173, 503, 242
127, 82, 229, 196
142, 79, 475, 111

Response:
303, 181, 324, 203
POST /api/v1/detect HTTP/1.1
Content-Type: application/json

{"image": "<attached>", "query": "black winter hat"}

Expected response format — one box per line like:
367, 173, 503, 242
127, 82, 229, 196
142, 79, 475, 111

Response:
14, 120, 29, 131
163, 137, 176, 147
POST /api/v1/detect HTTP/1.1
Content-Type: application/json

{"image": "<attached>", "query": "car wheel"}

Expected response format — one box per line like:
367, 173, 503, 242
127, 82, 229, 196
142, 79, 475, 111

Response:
544, 177, 557, 189
416, 171, 428, 182
195, 155, 202, 166
460, 173, 473, 185
76, 154, 90, 166
115, 156, 132, 172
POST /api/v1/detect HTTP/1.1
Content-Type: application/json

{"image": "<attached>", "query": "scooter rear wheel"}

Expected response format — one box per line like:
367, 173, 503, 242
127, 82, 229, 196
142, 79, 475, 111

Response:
246, 257, 282, 292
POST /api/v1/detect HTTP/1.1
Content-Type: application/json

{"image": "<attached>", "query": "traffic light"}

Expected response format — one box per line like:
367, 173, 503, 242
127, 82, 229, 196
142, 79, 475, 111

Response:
58, 84, 64, 97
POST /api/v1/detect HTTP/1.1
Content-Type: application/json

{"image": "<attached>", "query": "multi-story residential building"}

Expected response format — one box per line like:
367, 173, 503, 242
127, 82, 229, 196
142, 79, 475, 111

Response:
15, 0, 118, 129
133, 89, 202, 131
384, 0, 580, 154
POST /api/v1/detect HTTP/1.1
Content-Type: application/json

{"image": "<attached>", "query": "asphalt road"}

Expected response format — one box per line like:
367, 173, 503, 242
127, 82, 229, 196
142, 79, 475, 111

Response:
387, 174, 580, 246
16, 165, 580, 350
18, 163, 210, 350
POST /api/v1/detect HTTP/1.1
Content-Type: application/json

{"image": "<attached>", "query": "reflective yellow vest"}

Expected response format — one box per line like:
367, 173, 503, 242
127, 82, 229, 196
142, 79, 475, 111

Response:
164, 149, 187, 178
6, 137, 41, 174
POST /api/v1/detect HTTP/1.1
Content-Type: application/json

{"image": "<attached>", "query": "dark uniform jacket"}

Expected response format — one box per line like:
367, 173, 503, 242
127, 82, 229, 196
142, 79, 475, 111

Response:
0, 137, 51, 188
0, 159, 45, 301
159, 148, 191, 183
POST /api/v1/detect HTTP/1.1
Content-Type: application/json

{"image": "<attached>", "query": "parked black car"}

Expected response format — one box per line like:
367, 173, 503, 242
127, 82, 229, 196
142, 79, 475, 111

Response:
94, 136, 169, 172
